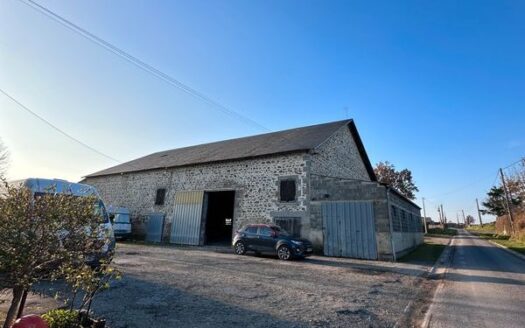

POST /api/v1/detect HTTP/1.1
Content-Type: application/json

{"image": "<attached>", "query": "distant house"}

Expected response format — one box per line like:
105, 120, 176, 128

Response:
84, 120, 422, 260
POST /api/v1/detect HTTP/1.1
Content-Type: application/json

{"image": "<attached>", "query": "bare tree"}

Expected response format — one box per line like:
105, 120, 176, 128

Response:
0, 139, 7, 179
465, 215, 475, 225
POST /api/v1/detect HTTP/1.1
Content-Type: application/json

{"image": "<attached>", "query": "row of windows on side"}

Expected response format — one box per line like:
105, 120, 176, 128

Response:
391, 206, 424, 233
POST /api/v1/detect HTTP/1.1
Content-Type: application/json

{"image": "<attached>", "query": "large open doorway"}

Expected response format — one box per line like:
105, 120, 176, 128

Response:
203, 190, 236, 245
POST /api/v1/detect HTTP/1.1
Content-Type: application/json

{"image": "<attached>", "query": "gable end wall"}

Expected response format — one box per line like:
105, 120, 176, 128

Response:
309, 125, 371, 181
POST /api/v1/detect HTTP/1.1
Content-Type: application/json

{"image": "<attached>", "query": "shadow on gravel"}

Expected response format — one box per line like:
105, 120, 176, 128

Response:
304, 257, 427, 277
36, 275, 307, 328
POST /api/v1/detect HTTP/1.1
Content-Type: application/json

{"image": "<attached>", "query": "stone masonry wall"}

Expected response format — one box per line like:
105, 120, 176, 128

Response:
84, 152, 309, 241
309, 124, 371, 181
301, 125, 373, 247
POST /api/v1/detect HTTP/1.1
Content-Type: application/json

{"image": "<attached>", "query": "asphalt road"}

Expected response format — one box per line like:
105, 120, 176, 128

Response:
427, 229, 525, 328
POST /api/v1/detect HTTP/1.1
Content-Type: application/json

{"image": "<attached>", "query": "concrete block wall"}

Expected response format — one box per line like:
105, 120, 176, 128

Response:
389, 191, 424, 257
309, 176, 393, 259
309, 175, 423, 261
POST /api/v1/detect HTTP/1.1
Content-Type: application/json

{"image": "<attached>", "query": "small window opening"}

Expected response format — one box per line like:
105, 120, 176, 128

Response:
280, 179, 296, 202
155, 188, 166, 205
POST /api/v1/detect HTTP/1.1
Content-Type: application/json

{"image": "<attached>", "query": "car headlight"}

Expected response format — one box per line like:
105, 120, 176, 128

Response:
291, 240, 303, 246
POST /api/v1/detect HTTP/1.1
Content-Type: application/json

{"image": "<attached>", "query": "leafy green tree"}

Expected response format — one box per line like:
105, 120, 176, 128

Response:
0, 182, 108, 328
374, 161, 419, 200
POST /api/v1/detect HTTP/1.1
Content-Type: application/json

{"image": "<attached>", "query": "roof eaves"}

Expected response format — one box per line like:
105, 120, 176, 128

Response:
346, 121, 377, 182
383, 184, 422, 209
84, 148, 310, 179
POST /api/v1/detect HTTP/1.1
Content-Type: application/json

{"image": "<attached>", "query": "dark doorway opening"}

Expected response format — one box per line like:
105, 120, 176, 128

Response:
204, 191, 235, 245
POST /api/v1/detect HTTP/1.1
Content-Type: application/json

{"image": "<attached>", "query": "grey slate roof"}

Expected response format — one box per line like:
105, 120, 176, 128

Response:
85, 119, 376, 180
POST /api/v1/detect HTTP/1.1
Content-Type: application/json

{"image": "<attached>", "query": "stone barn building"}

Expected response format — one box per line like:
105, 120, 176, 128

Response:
84, 120, 423, 260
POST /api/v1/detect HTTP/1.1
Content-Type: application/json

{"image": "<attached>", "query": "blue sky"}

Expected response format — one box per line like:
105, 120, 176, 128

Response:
1, 0, 524, 222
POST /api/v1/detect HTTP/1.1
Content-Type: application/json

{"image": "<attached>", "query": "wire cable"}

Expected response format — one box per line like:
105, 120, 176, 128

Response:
428, 170, 500, 199
0, 88, 122, 164
17, 0, 270, 133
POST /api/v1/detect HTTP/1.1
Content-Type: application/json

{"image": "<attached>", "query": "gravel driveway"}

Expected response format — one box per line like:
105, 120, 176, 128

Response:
55, 243, 430, 328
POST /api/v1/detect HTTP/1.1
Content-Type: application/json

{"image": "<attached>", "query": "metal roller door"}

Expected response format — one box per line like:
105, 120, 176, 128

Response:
170, 191, 204, 245
322, 201, 377, 260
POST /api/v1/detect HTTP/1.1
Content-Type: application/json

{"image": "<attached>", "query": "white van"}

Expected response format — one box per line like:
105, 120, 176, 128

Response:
108, 206, 132, 239
17, 178, 116, 264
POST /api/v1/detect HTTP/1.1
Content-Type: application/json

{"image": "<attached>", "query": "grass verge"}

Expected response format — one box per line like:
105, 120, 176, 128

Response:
469, 231, 525, 255
425, 228, 457, 237
494, 239, 525, 255
466, 223, 496, 234
399, 240, 446, 265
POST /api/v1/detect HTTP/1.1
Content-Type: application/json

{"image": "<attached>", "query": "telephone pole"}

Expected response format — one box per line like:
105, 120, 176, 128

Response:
476, 198, 484, 227
441, 204, 445, 224
462, 210, 466, 226
422, 197, 428, 233
499, 168, 515, 231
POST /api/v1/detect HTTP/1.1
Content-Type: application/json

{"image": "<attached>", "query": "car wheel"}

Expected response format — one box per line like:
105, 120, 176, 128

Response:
234, 241, 246, 255
277, 245, 292, 261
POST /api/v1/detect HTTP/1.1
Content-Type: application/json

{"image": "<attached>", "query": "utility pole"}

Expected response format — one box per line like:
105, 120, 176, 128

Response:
499, 168, 515, 232
437, 206, 442, 225
422, 197, 428, 233
441, 204, 445, 224
476, 198, 484, 227
462, 210, 466, 227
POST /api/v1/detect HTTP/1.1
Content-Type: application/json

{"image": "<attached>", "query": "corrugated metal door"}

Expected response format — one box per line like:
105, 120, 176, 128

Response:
170, 191, 204, 245
322, 201, 377, 260
146, 213, 164, 243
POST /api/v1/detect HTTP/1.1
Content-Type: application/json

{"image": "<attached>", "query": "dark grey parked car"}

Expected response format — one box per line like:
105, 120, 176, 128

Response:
232, 224, 313, 260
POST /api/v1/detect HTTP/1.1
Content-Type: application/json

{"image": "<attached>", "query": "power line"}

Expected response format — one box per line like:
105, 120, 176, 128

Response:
16, 0, 320, 157
502, 157, 525, 170
428, 170, 499, 198
17, 0, 270, 133
0, 88, 122, 164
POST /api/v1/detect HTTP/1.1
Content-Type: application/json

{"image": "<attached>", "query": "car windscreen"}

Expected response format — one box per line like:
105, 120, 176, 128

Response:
94, 200, 110, 224
114, 213, 130, 223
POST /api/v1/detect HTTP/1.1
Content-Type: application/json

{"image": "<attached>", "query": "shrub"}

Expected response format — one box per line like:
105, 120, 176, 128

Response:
42, 309, 80, 328
0, 180, 112, 328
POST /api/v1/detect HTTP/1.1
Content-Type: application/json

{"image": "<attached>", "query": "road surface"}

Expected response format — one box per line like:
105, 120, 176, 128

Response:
427, 229, 525, 328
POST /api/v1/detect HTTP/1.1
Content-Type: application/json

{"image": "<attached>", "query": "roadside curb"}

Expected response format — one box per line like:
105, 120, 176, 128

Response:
428, 236, 454, 278
394, 235, 456, 328
488, 240, 525, 262
420, 235, 456, 328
